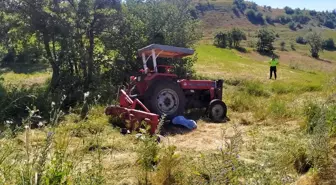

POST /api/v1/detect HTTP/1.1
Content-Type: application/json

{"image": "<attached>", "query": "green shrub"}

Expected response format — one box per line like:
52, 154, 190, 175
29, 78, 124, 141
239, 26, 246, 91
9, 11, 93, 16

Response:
266, 15, 273, 24
270, 83, 295, 94
322, 38, 335, 50
256, 28, 276, 53
289, 22, 296, 30
280, 41, 286, 51
214, 31, 231, 48
325, 105, 336, 136
224, 78, 244, 86
284, 6, 294, 15
296, 36, 307, 44
324, 20, 335, 29
291, 43, 296, 51
246, 9, 265, 24
268, 99, 294, 119
303, 101, 336, 136
303, 101, 323, 133
276, 15, 292, 24
240, 81, 270, 97
229, 92, 256, 112
136, 132, 160, 184
153, 146, 183, 185
233, 0, 247, 13
292, 14, 311, 24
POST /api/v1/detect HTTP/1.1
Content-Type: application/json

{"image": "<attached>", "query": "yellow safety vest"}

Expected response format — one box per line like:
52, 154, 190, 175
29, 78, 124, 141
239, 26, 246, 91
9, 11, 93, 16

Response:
269, 59, 279, 67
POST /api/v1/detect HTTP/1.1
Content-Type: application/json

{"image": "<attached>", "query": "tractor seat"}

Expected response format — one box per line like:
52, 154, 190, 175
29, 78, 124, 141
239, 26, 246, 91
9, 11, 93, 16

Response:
157, 65, 174, 73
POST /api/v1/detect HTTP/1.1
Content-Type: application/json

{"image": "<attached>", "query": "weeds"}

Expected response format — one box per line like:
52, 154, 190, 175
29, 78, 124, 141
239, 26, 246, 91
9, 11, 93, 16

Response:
228, 92, 256, 112
303, 100, 336, 136
270, 82, 295, 94
239, 80, 270, 97
136, 132, 160, 185
268, 99, 293, 119
190, 125, 244, 184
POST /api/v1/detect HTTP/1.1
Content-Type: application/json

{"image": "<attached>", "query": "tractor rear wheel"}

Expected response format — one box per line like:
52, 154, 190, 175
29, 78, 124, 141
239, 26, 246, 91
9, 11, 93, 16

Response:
208, 99, 227, 123
145, 80, 186, 119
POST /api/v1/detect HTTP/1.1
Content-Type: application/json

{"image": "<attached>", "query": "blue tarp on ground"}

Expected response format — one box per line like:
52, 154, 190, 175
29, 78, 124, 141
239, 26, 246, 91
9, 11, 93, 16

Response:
172, 116, 197, 130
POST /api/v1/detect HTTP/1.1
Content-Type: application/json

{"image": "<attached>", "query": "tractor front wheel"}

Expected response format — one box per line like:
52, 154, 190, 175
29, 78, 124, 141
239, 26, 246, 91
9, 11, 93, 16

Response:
145, 81, 186, 119
208, 99, 227, 123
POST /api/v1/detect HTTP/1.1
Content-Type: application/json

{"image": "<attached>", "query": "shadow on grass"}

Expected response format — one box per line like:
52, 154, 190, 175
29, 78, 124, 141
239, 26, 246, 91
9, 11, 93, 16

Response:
235, 46, 248, 53
258, 51, 279, 58
0, 63, 49, 74
317, 58, 333, 64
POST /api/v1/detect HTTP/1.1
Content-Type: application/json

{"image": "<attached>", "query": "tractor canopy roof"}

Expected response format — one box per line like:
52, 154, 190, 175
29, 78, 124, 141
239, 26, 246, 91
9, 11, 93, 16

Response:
138, 44, 194, 58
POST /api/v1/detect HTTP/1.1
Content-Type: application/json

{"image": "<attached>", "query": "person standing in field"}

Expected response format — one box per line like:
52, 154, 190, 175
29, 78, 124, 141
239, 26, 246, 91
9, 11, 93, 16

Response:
269, 55, 279, 80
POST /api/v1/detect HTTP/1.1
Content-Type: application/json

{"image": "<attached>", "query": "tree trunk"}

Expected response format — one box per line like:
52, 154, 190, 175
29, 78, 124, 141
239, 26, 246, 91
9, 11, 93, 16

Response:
86, 28, 94, 90
43, 31, 59, 90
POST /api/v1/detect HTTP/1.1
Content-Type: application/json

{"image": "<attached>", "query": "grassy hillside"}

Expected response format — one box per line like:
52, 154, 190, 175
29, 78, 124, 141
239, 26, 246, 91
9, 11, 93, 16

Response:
1, 42, 335, 184
195, 0, 336, 63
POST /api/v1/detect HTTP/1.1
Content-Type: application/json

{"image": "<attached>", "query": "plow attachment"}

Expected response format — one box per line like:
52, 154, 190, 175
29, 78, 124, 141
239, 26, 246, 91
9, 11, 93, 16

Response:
105, 89, 160, 134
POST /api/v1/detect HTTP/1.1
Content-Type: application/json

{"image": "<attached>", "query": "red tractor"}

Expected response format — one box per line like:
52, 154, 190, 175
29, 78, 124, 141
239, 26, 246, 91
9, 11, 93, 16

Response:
105, 44, 227, 134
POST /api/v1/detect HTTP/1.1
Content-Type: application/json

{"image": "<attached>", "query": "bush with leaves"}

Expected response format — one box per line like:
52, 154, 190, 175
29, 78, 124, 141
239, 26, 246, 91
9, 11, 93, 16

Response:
266, 15, 273, 24
289, 22, 297, 30
256, 28, 276, 53
322, 38, 335, 50
309, 10, 317, 16
296, 36, 307, 44
229, 28, 247, 48
214, 32, 230, 48
214, 28, 247, 49
233, 0, 247, 13
249, 2, 258, 11
305, 31, 324, 58
284, 6, 294, 15
245, 9, 265, 24
280, 41, 286, 51
292, 14, 311, 24
291, 43, 296, 51
324, 20, 335, 29
275, 15, 292, 24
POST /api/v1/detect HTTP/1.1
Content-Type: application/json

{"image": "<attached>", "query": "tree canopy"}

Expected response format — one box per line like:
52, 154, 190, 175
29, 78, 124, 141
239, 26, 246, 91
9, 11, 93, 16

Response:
0, 0, 201, 123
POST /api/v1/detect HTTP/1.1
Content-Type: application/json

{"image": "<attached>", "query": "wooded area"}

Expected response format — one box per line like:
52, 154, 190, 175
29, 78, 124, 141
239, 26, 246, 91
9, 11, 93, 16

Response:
0, 0, 201, 124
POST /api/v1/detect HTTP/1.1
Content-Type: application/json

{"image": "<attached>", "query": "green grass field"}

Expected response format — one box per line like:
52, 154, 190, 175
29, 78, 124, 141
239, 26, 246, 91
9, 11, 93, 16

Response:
1, 41, 335, 184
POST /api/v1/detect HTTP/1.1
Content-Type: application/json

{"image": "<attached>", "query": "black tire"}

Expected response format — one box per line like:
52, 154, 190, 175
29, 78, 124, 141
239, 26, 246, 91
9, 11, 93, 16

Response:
144, 80, 186, 119
208, 99, 227, 123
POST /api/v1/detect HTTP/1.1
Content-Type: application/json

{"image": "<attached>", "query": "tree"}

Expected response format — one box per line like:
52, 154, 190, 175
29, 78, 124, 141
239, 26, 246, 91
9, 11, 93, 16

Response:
246, 9, 264, 24
233, 0, 247, 13
267, 6, 272, 12
266, 15, 273, 24
229, 28, 246, 47
296, 36, 307, 44
214, 32, 229, 48
276, 15, 292, 24
292, 14, 310, 24
324, 20, 335, 29
305, 31, 324, 58
256, 28, 276, 53
284, 6, 294, 14
294, 8, 302, 14
289, 22, 296, 30
291, 43, 296, 51
309, 10, 317, 16
6, 0, 121, 90
280, 41, 286, 51
249, 2, 258, 11
322, 38, 335, 50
